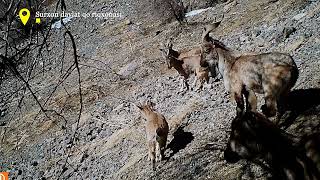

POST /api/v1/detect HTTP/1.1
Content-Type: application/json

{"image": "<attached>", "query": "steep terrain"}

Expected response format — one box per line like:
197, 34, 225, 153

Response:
0, 0, 320, 179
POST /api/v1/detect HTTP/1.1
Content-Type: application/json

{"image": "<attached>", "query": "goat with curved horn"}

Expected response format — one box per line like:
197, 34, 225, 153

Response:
201, 26, 299, 123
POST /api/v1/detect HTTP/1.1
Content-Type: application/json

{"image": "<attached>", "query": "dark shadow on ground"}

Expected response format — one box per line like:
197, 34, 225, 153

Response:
280, 88, 320, 130
154, 149, 217, 180
166, 125, 194, 160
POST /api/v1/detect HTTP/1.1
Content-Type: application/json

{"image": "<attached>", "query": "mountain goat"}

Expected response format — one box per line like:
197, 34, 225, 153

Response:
160, 39, 210, 91
136, 101, 169, 170
201, 25, 299, 123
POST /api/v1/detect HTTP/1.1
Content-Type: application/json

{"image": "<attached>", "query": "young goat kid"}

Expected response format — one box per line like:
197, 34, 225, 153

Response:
160, 40, 210, 91
224, 111, 320, 180
136, 101, 169, 170
202, 25, 299, 123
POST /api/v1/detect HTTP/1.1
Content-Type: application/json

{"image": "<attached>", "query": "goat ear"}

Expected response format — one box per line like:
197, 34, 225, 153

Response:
213, 21, 221, 28
146, 100, 155, 108
146, 100, 151, 106
137, 105, 143, 110
202, 36, 211, 44
132, 102, 143, 110
166, 38, 173, 49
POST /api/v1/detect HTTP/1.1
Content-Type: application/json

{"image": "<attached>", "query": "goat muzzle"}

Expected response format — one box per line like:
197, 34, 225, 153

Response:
224, 144, 241, 163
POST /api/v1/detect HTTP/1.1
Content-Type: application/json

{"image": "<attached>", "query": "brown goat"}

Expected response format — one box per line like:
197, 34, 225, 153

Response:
160, 40, 210, 91
136, 101, 169, 170
224, 111, 320, 180
201, 25, 299, 123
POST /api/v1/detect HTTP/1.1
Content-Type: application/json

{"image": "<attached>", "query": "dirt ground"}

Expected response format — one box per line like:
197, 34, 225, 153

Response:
0, 0, 320, 179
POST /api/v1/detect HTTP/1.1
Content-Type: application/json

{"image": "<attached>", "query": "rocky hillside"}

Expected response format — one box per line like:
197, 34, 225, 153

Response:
1, 0, 320, 179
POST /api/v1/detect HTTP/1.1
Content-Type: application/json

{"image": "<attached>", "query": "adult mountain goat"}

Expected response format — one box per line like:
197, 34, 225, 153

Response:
202, 25, 299, 123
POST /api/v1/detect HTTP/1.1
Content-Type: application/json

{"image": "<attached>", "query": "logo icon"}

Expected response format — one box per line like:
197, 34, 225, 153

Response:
36, 17, 41, 24
0, 172, 8, 180
19, 8, 30, 25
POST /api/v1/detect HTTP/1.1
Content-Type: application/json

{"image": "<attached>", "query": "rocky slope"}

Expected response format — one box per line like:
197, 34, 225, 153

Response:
0, 0, 320, 179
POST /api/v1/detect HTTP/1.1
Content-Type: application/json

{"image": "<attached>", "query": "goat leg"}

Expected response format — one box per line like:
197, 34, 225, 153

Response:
179, 77, 185, 92
148, 141, 156, 170
245, 90, 257, 112
234, 92, 245, 116
262, 95, 277, 118
275, 91, 290, 124
155, 142, 161, 162
184, 78, 190, 91
192, 77, 199, 91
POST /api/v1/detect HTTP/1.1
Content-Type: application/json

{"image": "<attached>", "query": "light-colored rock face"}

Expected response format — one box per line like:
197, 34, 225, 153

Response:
117, 61, 138, 77
1, 0, 320, 179
182, 0, 227, 11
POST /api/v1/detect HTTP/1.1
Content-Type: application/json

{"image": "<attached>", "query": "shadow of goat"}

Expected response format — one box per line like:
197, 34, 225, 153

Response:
166, 125, 194, 160
280, 88, 320, 129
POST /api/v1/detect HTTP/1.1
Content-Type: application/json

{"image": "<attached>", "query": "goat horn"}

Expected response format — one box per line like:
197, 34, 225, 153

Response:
202, 23, 219, 44
166, 38, 173, 49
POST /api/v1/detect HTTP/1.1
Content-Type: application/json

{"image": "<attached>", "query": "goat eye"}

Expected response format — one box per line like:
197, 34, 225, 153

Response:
233, 130, 240, 137
204, 48, 210, 53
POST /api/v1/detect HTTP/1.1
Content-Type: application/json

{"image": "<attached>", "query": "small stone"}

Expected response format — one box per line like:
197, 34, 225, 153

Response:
124, 20, 132, 25
31, 161, 38, 166
117, 61, 138, 77
0, 111, 5, 117
283, 27, 296, 38
239, 36, 248, 42
293, 13, 306, 21
80, 153, 89, 163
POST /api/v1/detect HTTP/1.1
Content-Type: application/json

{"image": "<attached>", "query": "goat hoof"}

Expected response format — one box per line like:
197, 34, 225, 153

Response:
224, 149, 240, 163
261, 105, 276, 117
274, 116, 282, 125
261, 105, 269, 116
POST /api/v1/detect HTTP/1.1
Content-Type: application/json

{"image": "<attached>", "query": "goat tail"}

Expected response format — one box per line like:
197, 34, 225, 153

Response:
290, 65, 299, 89
156, 128, 162, 142
286, 55, 299, 89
